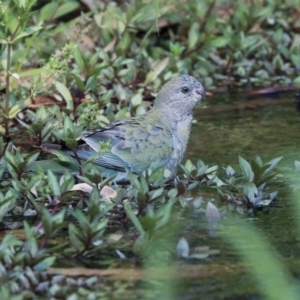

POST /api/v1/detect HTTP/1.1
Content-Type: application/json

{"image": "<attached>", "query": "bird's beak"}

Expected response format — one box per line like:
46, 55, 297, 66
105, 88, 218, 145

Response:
195, 86, 206, 99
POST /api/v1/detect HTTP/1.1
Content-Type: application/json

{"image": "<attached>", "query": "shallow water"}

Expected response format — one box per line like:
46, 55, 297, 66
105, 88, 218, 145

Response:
176, 92, 300, 299
191, 94, 300, 166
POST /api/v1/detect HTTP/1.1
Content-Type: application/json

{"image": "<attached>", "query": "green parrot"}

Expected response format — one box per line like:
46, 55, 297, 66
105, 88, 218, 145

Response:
42, 75, 205, 178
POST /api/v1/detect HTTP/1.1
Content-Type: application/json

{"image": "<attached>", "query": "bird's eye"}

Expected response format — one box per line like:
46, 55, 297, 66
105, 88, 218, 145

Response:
181, 86, 190, 94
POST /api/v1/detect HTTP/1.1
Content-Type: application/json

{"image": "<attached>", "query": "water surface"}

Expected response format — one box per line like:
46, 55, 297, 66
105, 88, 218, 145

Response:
178, 92, 300, 299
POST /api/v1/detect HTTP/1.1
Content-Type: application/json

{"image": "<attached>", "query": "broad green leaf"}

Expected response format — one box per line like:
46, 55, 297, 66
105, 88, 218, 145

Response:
207, 37, 228, 48
73, 47, 85, 72
124, 202, 145, 235
263, 156, 282, 176
156, 201, 173, 228
14, 25, 43, 42
33, 256, 56, 271
140, 176, 149, 194
116, 32, 131, 55
90, 63, 108, 76
0, 30, 6, 40
145, 57, 169, 84
185, 159, 195, 172
131, 93, 142, 106
39, 2, 59, 21
188, 22, 199, 49
8, 98, 31, 119
85, 75, 98, 92
239, 155, 254, 182
126, 170, 140, 190
28, 159, 79, 173
55, 81, 74, 111
19, 68, 44, 77
47, 170, 61, 197
72, 73, 85, 92
53, 1, 80, 19
149, 166, 165, 184
243, 182, 258, 200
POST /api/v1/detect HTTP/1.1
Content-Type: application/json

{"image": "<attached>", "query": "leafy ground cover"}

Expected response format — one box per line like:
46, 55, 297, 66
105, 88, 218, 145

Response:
0, 0, 300, 298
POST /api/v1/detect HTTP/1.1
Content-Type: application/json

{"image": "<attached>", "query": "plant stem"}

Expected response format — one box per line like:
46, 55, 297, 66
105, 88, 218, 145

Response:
4, 41, 12, 141
72, 149, 83, 176
4, 21, 22, 141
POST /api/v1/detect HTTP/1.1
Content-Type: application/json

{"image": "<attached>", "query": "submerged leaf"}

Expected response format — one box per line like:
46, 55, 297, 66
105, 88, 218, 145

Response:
176, 237, 190, 258
206, 201, 221, 223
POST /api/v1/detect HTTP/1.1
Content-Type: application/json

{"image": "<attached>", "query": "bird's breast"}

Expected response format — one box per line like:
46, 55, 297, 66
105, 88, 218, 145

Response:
167, 116, 193, 172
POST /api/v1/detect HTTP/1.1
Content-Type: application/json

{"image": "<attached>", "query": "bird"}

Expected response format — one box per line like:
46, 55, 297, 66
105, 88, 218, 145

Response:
42, 75, 206, 180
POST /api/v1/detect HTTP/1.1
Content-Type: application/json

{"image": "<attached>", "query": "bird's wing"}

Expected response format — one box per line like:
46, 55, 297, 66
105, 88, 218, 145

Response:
79, 118, 174, 173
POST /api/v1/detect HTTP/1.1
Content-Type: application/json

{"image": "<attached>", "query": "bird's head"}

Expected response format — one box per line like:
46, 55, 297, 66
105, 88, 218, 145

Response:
153, 75, 206, 115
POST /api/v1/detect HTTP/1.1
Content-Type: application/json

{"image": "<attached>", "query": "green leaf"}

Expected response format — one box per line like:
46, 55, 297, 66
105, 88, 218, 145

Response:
41, 208, 52, 236
19, 68, 44, 77
72, 73, 85, 92
131, 93, 142, 106
145, 57, 169, 84
26, 152, 40, 169
53, 1, 80, 19
184, 159, 196, 172
34, 256, 56, 271
68, 223, 83, 251
140, 175, 149, 194
263, 157, 282, 176
85, 75, 98, 92
126, 170, 140, 190
19, 10, 40, 22
5, 151, 18, 172
124, 202, 145, 235
39, 2, 59, 21
188, 22, 199, 49
116, 32, 131, 55
90, 63, 108, 76
14, 25, 43, 42
47, 170, 61, 197
0, 30, 7, 40
8, 98, 31, 119
0, 192, 15, 221
55, 81, 74, 111
239, 155, 254, 182
156, 201, 173, 228
73, 47, 85, 72
207, 37, 228, 48
206, 165, 218, 174
63, 116, 75, 140
149, 166, 165, 184
243, 182, 258, 200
